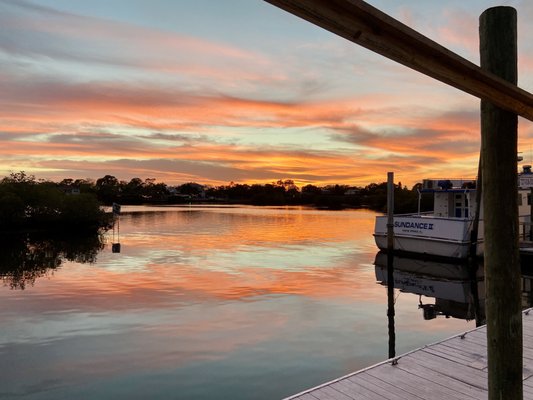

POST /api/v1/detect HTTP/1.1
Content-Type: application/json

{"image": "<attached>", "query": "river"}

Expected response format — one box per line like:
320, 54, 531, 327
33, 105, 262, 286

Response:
0, 205, 485, 399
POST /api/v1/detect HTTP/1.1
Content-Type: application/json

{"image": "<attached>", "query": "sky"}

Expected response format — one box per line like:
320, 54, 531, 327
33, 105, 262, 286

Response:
1, 0, 533, 188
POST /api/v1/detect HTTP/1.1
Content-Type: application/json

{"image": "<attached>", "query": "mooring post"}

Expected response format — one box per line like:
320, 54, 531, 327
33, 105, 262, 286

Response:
480, 7, 522, 400
386, 172, 395, 359
530, 188, 533, 240
387, 172, 394, 252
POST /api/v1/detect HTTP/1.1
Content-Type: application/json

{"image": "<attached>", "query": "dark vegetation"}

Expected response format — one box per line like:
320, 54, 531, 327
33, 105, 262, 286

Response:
69, 174, 432, 213
0, 231, 104, 290
0, 172, 110, 232
89, 175, 432, 213
0, 172, 433, 232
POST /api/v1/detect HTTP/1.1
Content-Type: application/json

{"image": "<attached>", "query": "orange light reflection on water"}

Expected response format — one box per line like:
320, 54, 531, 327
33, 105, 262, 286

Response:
0, 207, 476, 400
28, 208, 382, 308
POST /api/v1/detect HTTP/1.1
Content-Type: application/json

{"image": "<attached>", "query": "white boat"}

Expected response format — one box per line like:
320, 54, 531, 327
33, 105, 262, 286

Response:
374, 167, 533, 259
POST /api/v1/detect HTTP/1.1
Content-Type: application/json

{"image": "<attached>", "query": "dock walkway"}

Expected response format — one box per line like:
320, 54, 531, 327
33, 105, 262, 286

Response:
286, 309, 533, 400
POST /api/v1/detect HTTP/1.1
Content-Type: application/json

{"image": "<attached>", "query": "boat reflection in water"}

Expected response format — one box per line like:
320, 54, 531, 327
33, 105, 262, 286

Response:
376, 251, 533, 327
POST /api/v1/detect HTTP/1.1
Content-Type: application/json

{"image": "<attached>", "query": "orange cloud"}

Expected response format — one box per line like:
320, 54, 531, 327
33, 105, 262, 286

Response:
5, 0, 530, 187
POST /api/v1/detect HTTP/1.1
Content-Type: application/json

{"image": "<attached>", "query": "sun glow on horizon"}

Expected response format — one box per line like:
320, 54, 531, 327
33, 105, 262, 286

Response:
1, 0, 533, 187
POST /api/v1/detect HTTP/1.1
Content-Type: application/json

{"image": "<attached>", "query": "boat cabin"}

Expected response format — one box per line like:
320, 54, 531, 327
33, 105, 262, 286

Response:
519, 165, 533, 220
421, 179, 478, 219
422, 165, 533, 221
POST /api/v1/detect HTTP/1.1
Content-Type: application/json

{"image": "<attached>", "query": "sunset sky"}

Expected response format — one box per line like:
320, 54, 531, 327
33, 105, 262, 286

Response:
2, 0, 533, 187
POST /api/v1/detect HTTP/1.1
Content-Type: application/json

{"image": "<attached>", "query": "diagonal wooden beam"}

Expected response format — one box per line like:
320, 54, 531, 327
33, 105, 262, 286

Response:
264, 0, 533, 122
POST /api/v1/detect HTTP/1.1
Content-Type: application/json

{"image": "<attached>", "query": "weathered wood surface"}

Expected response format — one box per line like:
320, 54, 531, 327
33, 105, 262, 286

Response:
284, 309, 533, 400
480, 7, 522, 400
264, 0, 533, 122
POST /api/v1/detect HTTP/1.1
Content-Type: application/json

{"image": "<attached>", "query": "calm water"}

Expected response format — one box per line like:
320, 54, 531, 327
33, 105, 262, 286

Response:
0, 206, 479, 399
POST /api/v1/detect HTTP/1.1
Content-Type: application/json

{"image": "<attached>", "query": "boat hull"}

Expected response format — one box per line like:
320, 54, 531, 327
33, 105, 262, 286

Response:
374, 214, 483, 259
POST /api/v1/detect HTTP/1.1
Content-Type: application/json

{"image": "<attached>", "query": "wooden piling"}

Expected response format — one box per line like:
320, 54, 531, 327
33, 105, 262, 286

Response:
386, 172, 395, 359
530, 188, 533, 240
480, 7, 522, 400
469, 159, 483, 326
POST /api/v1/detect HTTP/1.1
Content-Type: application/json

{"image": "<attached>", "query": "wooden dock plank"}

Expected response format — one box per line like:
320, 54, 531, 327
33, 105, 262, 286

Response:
407, 350, 488, 390
292, 394, 319, 400
285, 309, 533, 400
363, 364, 438, 400
345, 374, 414, 400
438, 335, 488, 356
522, 381, 533, 398
422, 342, 487, 370
312, 386, 354, 400
329, 379, 385, 400
520, 368, 533, 389
466, 329, 533, 362
394, 354, 486, 399
364, 363, 471, 400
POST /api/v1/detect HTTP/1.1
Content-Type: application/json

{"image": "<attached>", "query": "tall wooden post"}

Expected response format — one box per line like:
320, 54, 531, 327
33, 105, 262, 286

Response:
386, 172, 395, 359
530, 188, 533, 240
480, 7, 522, 400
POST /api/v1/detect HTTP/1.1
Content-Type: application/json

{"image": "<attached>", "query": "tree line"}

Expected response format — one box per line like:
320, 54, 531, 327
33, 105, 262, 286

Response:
0, 172, 432, 231
64, 174, 432, 213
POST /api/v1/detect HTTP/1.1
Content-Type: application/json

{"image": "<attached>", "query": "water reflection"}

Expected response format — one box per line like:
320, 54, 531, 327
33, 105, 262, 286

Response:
375, 251, 533, 327
0, 207, 481, 400
0, 232, 104, 290
375, 252, 485, 329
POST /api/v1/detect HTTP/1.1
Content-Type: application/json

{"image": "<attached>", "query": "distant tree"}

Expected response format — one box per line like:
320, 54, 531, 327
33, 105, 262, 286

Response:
276, 179, 299, 192
119, 178, 144, 204
73, 179, 96, 194
96, 175, 119, 188
143, 181, 168, 202
59, 178, 74, 186
127, 177, 144, 189
2, 171, 36, 184
95, 175, 120, 204
178, 182, 203, 196
324, 184, 349, 196
302, 184, 321, 195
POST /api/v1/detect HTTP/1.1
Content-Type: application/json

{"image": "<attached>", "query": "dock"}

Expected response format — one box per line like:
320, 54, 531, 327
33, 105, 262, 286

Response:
285, 309, 533, 400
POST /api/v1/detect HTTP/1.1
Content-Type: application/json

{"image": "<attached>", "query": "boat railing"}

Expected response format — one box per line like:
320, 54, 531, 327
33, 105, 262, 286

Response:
422, 178, 476, 191
377, 212, 468, 220
389, 211, 433, 217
